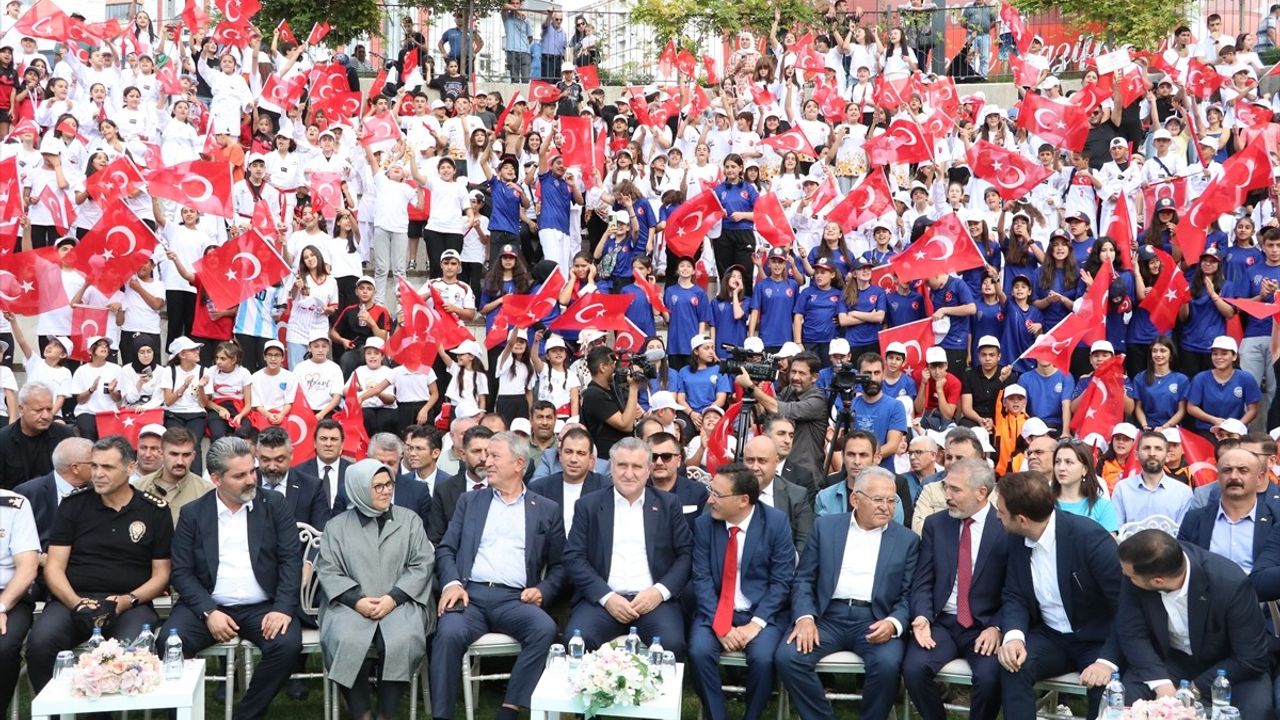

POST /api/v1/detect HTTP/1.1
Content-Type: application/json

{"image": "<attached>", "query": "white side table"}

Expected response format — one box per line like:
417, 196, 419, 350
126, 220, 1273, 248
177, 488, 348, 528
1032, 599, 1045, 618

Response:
529, 661, 683, 720
31, 658, 206, 720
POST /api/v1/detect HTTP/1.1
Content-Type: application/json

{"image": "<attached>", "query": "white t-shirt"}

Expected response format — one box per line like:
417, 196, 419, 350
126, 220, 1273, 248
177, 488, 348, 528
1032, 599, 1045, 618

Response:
495, 355, 533, 397
285, 276, 338, 346
535, 365, 580, 416
296, 359, 345, 410
159, 363, 205, 414
121, 277, 164, 334
354, 365, 396, 408
24, 354, 72, 399
445, 364, 489, 406
203, 366, 252, 404
70, 362, 123, 415
372, 174, 418, 234
460, 214, 488, 264
425, 176, 470, 234
391, 365, 438, 403
250, 368, 299, 411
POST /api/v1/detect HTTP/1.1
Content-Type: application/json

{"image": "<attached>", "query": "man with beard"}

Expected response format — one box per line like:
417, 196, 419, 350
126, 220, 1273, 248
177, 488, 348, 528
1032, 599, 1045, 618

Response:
1111, 431, 1193, 525
911, 430, 985, 535
528, 426, 608, 537
527, 401, 560, 480
163, 436, 302, 720
814, 432, 904, 526
737, 352, 828, 479
850, 353, 908, 471
134, 428, 213, 526
255, 427, 329, 531
428, 425, 494, 545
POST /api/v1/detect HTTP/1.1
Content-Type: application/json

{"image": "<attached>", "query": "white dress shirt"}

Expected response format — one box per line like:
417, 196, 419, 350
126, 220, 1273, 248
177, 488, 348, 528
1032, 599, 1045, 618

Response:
725, 508, 768, 628
562, 481, 585, 533
1161, 558, 1193, 656
316, 459, 341, 507
758, 479, 776, 508
1004, 512, 1072, 647
210, 496, 270, 607
602, 489, 669, 603
943, 504, 990, 615
834, 518, 884, 603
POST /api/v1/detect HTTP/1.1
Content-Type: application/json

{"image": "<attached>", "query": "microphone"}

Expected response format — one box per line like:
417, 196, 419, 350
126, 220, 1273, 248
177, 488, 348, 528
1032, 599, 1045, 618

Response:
642, 348, 667, 363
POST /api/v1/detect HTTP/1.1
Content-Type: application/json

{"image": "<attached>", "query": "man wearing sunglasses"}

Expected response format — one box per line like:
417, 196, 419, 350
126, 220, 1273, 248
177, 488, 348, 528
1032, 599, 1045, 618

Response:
646, 432, 709, 533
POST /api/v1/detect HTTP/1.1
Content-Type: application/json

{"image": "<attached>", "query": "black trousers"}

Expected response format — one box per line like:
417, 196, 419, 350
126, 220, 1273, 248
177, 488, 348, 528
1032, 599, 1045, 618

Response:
424, 230, 464, 279
1000, 625, 1104, 720
235, 334, 269, 373
163, 602, 301, 720
0, 600, 32, 712
712, 230, 756, 294
166, 290, 197, 345
27, 600, 159, 692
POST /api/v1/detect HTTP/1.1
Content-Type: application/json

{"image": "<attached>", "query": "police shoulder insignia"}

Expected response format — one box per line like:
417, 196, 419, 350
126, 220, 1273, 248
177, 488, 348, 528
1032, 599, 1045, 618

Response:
0, 494, 24, 508
141, 491, 168, 508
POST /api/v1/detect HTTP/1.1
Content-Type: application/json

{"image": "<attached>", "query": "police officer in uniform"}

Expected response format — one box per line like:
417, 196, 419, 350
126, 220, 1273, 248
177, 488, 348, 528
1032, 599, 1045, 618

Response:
25, 435, 174, 693
0, 487, 39, 712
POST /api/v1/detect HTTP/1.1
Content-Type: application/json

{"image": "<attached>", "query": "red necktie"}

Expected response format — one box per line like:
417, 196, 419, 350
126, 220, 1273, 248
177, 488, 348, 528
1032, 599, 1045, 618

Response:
712, 526, 740, 637
956, 518, 975, 628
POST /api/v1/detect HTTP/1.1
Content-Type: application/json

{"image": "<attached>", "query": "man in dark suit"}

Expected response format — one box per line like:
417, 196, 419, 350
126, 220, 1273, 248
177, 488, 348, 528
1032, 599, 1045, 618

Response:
527, 426, 609, 538
904, 458, 1008, 720
764, 416, 820, 501
1114, 530, 1273, 716
430, 431, 565, 720
402, 425, 444, 497
562, 437, 693, 653
331, 433, 430, 526
646, 432, 709, 532
289, 419, 351, 512
255, 427, 329, 530
163, 436, 303, 720
995, 470, 1123, 720
688, 462, 795, 720
775, 467, 919, 720
743, 435, 814, 552
15, 436, 93, 549
427, 425, 494, 545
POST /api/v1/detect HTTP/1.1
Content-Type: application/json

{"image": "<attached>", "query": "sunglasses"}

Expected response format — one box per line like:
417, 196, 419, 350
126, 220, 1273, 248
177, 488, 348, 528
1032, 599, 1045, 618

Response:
651, 451, 679, 463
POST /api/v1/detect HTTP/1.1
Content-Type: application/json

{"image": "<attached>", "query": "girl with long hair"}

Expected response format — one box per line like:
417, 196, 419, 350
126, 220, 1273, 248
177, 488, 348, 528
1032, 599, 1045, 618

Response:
839, 260, 886, 359
201, 341, 252, 441
286, 244, 339, 369
493, 327, 535, 421
1133, 336, 1188, 432
711, 266, 751, 350
531, 331, 579, 418
1178, 248, 1236, 376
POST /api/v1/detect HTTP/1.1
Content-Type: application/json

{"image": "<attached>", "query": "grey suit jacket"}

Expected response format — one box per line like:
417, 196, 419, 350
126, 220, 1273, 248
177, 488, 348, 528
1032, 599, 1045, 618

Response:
768, 475, 815, 553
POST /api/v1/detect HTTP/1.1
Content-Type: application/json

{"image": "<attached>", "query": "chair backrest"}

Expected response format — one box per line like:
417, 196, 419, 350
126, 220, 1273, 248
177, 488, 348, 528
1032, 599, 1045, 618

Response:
1117, 514, 1180, 541
297, 522, 323, 617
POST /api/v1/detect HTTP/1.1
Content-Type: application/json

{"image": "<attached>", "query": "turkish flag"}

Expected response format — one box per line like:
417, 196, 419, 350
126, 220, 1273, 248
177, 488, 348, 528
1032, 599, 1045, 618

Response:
1142, 177, 1189, 215
192, 230, 291, 311
827, 170, 893, 232
1069, 354, 1126, 440
966, 139, 1052, 202
85, 156, 145, 204
1018, 308, 1097, 374
1216, 137, 1274, 198
528, 80, 562, 104
37, 185, 74, 235
863, 119, 932, 166
1077, 262, 1115, 345
1067, 83, 1106, 115
0, 157, 20, 251
311, 91, 363, 125
1185, 59, 1224, 98
1106, 191, 1135, 271
926, 76, 960, 116
888, 214, 984, 283
426, 284, 475, 348
1118, 64, 1148, 106
0, 247, 67, 315
705, 398, 742, 475
262, 73, 307, 112
252, 198, 279, 239
309, 172, 345, 220
1236, 101, 1273, 130
1181, 429, 1219, 487
999, 1, 1032, 53
275, 18, 298, 45
750, 85, 777, 108
332, 376, 369, 459
632, 269, 669, 313
872, 75, 909, 109
675, 48, 697, 78
558, 116, 595, 170
96, 407, 164, 447
71, 199, 158, 294
688, 84, 711, 119
284, 388, 317, 462
1139, 249, 1190, 333
752, 193, 797, 248
870, 265, 897, 293
920, 108, 956, 140
577, 65, 601, 90
488, 270, 565, 349
69, 304, 110, 362
307, 21, 331, 46
794, 46, 827, 77
658, 40, 677, 77
147, 160, 234, 218
13, 0, 67, 40
1228, 296, 1280, 319
810, 174, 839, 215
1017, 93, 1089, 151
878, 318, 934, 376
1008, 56, 1042, 88
759, 127, 818, 158
181, 0, 210, 32
702, 55, 720, 85
215, 0, 260, 24
549, 293, 635, 332
388, 277, 438, 371
662, 191, 724, 258
813, 81, 846, 123
360, 114, 402, 146
614, 317, 647, 354
156, 62, 183, 96
309, 63, 350, 99
213, 20, 252, 48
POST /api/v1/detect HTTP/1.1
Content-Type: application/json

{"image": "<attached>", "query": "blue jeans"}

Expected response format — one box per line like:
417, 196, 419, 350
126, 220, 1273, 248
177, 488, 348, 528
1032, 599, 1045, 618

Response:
972, 32, 992, 77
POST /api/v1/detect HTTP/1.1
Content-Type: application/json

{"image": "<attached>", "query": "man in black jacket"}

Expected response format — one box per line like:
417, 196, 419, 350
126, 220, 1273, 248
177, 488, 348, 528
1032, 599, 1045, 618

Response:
427, 425, 493, 545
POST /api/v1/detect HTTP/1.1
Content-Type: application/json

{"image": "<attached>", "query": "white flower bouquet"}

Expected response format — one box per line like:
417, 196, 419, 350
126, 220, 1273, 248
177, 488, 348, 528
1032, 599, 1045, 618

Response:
1121, 697, 1199, 719
566, 642, 664, 718
70, 638, 163, 698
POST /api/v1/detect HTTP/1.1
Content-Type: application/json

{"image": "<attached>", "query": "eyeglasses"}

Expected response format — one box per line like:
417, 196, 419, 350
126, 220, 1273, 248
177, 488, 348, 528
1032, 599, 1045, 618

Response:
907, 449, 933, 456
651, 451, 679, 463
856, 490, 897, 506
708, 488, 742, 500
371, 481, 396, 493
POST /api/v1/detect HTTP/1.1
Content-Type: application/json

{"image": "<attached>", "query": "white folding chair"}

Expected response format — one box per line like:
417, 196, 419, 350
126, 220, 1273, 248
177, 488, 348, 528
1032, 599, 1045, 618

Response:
461, 633, 522, 720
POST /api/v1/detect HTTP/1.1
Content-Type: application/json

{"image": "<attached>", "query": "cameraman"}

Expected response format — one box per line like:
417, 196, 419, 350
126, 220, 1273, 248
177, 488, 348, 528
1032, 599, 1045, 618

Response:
580, 345, 645, 466
735, 351, 828, 477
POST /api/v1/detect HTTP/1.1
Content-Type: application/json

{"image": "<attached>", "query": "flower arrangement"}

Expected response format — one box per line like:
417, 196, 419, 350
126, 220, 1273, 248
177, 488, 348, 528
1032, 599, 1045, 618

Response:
70, 638, 163, 698
566, 642, 664, 719
1122, 697, 1199, 719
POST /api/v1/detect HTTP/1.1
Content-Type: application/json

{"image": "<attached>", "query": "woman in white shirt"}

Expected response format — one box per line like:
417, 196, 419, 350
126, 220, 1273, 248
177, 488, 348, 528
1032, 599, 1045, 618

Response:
111, 86, 158, 144
353, 336, 397, 436
493, 328, 534, 421
160, 99, 200, 165
879, 27, 919, 79
70, 337, 123, 439
285, 244, 339, 369
195, 51, 253, 135
120, 259, 165, 366
73, 151, 108, 238
119, 339, 162, 409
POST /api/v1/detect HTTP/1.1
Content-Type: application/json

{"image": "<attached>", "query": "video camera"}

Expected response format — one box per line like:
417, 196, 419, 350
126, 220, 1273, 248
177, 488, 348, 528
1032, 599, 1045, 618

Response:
720, 343, 777, 384
830, 362, 873, 394
613, 348, 664, 384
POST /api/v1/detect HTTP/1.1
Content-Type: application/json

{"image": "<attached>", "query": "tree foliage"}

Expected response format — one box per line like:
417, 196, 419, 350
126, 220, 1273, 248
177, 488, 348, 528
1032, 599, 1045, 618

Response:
1013, 0, 1186, 52
255, 0, 506, 44
631, 0, 817, 46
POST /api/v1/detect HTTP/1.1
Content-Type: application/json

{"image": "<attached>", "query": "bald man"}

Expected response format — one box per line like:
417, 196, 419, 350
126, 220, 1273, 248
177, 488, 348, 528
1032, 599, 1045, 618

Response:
743, 436, 814, 553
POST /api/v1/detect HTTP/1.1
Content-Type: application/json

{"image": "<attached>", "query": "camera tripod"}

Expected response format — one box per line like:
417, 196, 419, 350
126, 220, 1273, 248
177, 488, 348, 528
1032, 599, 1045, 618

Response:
823, 385, 859, 480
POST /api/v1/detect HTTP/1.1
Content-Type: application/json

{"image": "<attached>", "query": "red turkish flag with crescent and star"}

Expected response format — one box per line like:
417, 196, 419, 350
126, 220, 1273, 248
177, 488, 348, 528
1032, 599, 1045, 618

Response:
1185, 59, 1225, 99
878, 318, 935, 377
1017, 93, 1090, 152
752, 192, 796, 248
662, 191, 725, 258
70, 198, 159, 294
614, 317, 647, 354
486, 270, 566, 350
632, 268, 669, 313
96, 407, 164, 447
37, 185, 75, 235
147, 160, 234, 218
215, 0, 260, 25
863, 119, 933, 166
1018, 308, 1097, 374
261, 73, 307, 112
966, 139, 1053, 202
193, 230, 291, 311
999, 1, 1032, 53
549, 293, 635, 332
307, 21, 331, 46
705, 399, 742, 475
825, 170, 893, 232
309, 172, 345, 220
759, 127, 817, 158
1070, 354, 1126, 440
0, 247, 67, 315
275, 18, 298, 45
1182, 429, 1219, 486
528, 80, 562, 104
360, 114, 402, 146
1139, 249, 1191, 333
331, 377, 369, 458
887, 213, 984, 283
13, 0, 67, 40
90, 156, 147, 202
69, 304, 110, 362
388, 277, 439, 371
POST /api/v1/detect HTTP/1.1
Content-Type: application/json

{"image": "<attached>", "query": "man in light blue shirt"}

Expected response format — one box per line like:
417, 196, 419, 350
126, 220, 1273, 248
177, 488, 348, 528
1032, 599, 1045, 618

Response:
1111, 430, 1193, 526
538, 9, 567, 81
501, 0, 533, 83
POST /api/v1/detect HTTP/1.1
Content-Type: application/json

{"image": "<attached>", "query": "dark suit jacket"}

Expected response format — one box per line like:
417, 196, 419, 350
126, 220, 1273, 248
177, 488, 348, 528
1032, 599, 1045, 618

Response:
910, 506, 1009, 628
428, 469, 478, 546
170, 488, 302, 616
651, 474, 710, 532
768, 476, 815, 553
691, 503, 795, 627
563, 487, 693, 606
14, 472, 58, 549
791, 513, 919, 629
1180, 495, 1280, 601
1117, 543, 1271, 691
259, 471, 330, 531
435, 486, 565, 602
290, 458, 351, 518
1003, 510, 1121, 646
780, 461, 820, 501
333, 475, 431, 528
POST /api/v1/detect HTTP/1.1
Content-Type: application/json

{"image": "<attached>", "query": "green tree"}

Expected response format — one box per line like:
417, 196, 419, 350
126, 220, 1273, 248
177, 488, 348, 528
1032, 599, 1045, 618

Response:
255, 0, 506, 44
632, 0, 817, 46
1012, 0, 1185, 52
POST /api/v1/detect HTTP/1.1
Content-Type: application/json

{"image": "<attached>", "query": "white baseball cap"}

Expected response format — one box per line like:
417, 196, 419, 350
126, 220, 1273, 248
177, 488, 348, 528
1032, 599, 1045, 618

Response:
1215, 418, 1249, 436
579, 329, 606, 346
363, 336, 386, 352
439, 249, 463, 263
743, 337, 765, 354
453, 399, 483, 420
1004, 383, 1027, 398
263, 339, 286, 354
1090, 340, 1115, 354
1021, 417, 1051, 439
977, 335, 1000, 350
167, 336, 202, 359
649, 391, 680, 412
139, 423, 168, 439
776, 342, 803, 359
451, 339, 484, 366
690, 334, 713, 352
510, 418, 532, 435
545, 334, 567, 351
1111, 422, 1140, 440
1211, 336, 1239, 353
1161, 427, 1182, 444
885, 342, 907, 357
925, 347, 947, 365
829, 338, 851, 356
308, 328, 331, 345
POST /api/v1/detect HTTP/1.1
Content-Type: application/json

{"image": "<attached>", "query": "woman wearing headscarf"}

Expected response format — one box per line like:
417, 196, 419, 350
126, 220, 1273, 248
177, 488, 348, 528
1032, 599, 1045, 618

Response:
316, 460, 435, 720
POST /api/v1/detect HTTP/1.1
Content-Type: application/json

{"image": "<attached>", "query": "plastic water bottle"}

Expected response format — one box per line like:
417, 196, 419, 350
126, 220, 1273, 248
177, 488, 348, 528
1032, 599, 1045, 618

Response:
567, 629, 585, 668
1176, 679, 1196, 708
624, 626, 641, 655
647, 636, 664, 666
86, 627, 104, 651
1211, 669, 1231, 717
132, 624, 156, 655
1104, 672, 1125, 719
163, 629, 184, 679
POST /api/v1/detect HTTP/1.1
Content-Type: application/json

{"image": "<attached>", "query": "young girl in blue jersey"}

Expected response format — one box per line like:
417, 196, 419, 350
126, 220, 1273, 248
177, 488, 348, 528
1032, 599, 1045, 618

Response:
960, 215, 1003, 298
1138, 201, 1177, 255
478, 245, 533, 334
885, 276, 926, 327
663, 257, 711, 370
1033, 232, 1083, 330
794, 257, 846, 366
593, 209, 643, 292
971, 276, 1004, 364
1179, 248, 1236, 377
1002, 274, 1044, 373
641, 335, 682, 411
802, 221, 856, 279
748, 248, 800, 352
1083, 237, 1135, 356
677, 335, 729, 421
1219, 217, 1262, 289
1131, 337, 1188, 432
711, 266, 751, 350
620, 256, 658, 339
1127, 247, 1164, 377
999, 210, 1043, 296
839, 259, 886, 359
861, 222, 897, 266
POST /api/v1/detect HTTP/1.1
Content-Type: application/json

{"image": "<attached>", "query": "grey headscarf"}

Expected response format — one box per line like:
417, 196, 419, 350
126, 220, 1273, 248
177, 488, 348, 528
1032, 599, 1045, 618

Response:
345, 459, 393, 518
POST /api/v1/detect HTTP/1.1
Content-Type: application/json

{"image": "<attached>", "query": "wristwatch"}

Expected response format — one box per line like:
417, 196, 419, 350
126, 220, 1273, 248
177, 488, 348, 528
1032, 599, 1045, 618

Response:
127, 593, 140, 608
